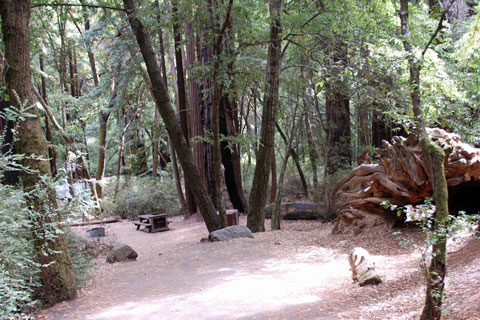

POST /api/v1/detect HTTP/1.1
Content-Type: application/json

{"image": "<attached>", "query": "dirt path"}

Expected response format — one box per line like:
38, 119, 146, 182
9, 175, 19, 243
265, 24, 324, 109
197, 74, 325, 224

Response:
37, 217, 480, 320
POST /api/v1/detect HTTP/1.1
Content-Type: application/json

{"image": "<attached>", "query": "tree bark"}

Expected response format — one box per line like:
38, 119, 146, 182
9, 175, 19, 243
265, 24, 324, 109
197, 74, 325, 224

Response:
81, 0, 109, 199
247, 0, 283, 232
155, 13, 188, 212
325, 43, 351, 176
0, 0, 77, 306
304, 107, 320, 202
270, 155, 277, 202
271, 107, 298, 230
123, 0, 222, 232
185, 20, 200, 216
171, 1, 195, 217
39, 54, 58, 177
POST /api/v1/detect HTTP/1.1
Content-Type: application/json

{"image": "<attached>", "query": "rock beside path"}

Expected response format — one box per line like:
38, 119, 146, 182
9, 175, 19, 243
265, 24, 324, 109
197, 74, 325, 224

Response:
106, 243, 138, 263
88, 227, 105, 237
208, 226, 253, 242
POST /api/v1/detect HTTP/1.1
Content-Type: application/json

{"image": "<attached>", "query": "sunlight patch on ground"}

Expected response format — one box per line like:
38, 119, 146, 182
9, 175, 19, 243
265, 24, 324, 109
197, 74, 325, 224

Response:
90, 249, 349, 320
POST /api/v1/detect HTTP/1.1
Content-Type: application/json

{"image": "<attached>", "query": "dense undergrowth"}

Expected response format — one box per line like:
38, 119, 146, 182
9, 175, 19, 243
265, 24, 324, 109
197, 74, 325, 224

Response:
102, 175, 181, 220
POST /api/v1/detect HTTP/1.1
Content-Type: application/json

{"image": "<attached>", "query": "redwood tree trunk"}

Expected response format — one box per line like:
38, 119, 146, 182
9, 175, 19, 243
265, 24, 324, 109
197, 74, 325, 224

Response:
124, 0, 222, 232
185, 21, 200, 216
325, 81, 351, 175
0, 0, 77, 306
221, 97, 248, 212
247, 0, 283, 232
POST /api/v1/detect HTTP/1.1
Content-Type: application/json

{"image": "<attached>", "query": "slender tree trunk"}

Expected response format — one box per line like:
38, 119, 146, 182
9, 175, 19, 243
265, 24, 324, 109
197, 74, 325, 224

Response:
271, 107, 298, 230
81, 0, 108, 199
39, 54, 58, 177
0, 0, 76, 306
171, 1, 194, 217
304, 106, 319, 202
124, 0, 222, 232
157, 23, 188, 214
276, 122, 308, 197
399, 2, 449, 319
96, 110, 110, 198
270, 155, 277, 203
247, 0, 283, 232
114, 108, 137, 198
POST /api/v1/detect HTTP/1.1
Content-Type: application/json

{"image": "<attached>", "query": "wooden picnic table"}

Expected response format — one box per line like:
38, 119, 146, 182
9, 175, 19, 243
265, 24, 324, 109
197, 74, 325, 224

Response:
134, 214, 169, 233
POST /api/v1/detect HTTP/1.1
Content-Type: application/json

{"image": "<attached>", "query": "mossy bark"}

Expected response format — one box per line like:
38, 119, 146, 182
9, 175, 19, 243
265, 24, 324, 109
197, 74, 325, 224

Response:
399, 1, 448, 318
420, 137, 448, 320
0, 0, 77, 306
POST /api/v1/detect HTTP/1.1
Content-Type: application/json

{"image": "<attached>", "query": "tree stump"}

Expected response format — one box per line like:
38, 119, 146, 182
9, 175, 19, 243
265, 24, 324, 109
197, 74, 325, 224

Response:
348, 247, 382, 286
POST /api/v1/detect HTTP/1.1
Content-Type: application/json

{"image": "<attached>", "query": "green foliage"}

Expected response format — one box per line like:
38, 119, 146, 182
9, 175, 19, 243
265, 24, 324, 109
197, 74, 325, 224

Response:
64, 228, 97, 286
102, 176, 180, 219
389, 198, 479, 261
0, 184, 39, 320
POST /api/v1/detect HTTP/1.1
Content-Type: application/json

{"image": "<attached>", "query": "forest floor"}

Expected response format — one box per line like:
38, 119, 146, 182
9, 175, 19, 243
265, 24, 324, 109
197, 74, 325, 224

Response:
36, 215, 480, 320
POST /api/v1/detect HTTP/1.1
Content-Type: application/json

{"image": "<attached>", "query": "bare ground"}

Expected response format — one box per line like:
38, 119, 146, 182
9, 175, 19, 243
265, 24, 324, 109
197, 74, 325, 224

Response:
36, 216, 480, 320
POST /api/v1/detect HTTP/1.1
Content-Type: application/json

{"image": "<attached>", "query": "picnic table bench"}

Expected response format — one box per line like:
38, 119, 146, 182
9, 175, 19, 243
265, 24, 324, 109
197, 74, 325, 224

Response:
133, 214, 169, 233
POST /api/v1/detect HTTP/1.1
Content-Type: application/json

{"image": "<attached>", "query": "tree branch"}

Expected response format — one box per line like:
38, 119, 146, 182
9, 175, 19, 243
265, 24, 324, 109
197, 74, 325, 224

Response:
33, 85, 73, 144
215, 0, 234, 53
31, 2, 125, 11
421, 2, 454, 57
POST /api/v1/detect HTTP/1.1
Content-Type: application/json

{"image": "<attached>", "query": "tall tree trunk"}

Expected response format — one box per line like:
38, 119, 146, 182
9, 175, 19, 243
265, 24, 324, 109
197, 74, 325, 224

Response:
247, 0, 283, 232
399, 2, 449, 319
124, 0, 222, 232
271, 107, 298, 230
171, 1, 195, 216
270, 156, 277, 202
96, 109, 110, 198
0, 0, 77, 306
114, 107, 137, 198
39, 54, 58, 177
325, 43, 351, 176
81, 0, 108, 199
206, 0, 234, 227
304, 106, 319, 202
157, 22, 188, 215
185, 21, 200, 216
221, 97, 248, 212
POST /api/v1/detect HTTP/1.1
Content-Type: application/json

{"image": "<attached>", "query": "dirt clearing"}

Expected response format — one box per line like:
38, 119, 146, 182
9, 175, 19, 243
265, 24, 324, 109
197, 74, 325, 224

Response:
37, 216, 480, 320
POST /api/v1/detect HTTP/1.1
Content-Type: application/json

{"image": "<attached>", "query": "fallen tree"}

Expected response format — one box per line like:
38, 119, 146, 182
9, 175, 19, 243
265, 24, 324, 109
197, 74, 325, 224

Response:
332, 128, 480, 234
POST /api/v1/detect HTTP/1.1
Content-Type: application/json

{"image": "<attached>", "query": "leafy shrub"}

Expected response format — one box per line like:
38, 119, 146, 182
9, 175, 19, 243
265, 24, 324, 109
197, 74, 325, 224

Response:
0, 184, 39, 320
102, 175, 180, 219
64, 229, 98, 286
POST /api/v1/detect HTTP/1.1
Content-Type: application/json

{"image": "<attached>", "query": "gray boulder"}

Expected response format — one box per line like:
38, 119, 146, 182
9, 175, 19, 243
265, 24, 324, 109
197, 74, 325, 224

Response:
208, 226, 253, 242
106, 243, 138, 263
88, 227, 105, 237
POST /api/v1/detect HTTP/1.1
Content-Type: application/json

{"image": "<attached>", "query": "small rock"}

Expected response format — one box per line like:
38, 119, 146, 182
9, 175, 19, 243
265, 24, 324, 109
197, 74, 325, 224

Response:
208, 226, 253, 242
106, 243, 138, 263
88, 227, 105, 237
